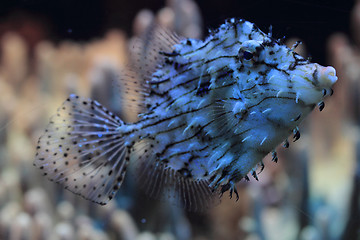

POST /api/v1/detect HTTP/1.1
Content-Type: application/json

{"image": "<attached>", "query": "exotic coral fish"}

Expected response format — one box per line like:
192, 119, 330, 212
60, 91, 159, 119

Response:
34, 19, 338, 211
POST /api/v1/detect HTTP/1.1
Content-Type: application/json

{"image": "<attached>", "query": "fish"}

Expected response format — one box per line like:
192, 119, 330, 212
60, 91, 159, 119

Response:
34, 18, 338, 211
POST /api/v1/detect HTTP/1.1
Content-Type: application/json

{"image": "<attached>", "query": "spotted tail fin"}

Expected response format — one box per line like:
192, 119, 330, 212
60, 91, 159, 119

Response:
34, 94, 129, 205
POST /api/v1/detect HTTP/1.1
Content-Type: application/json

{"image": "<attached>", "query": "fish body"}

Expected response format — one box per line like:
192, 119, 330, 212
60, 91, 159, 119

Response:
35, 19, 338, 211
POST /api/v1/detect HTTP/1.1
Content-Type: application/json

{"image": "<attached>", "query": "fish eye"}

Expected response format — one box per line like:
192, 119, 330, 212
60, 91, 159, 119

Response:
238, 48, 258, 67
242, 51, 254, 60
238, 48, 256, 63
238, 40, 264, 67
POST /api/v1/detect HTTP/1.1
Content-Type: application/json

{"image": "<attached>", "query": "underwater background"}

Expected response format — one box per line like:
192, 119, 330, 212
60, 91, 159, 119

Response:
0, 0, 357, 239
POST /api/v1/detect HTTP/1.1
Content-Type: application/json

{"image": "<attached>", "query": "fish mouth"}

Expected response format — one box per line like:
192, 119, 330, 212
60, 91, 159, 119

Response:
315, 64, 338, 88
282, 63, 338, 105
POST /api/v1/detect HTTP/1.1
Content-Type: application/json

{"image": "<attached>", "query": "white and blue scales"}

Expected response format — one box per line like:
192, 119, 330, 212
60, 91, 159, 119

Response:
34, 18, 338, 211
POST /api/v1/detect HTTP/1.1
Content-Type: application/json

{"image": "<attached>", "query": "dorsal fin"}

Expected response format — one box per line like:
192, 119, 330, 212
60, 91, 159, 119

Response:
130, 23, 181, 82
116, 24, 181, 122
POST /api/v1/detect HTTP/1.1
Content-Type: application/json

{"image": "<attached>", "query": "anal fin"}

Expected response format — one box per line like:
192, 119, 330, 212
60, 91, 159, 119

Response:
130, 140, 220, 212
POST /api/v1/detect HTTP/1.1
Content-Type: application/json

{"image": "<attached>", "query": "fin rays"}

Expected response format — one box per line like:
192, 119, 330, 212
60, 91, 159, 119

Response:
131, 140, 220, 212
116, 25, 181, 120
34, 94, 128, 205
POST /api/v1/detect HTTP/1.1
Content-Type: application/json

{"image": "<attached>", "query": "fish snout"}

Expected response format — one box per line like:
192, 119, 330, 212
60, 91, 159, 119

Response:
315, 65, 338, 88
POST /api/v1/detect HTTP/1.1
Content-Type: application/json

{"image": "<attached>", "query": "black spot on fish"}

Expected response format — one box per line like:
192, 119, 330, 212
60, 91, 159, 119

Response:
196, 81, 211, 97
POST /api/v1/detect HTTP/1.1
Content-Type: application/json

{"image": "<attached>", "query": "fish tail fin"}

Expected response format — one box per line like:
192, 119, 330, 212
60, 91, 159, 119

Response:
34, 94, 130, 205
